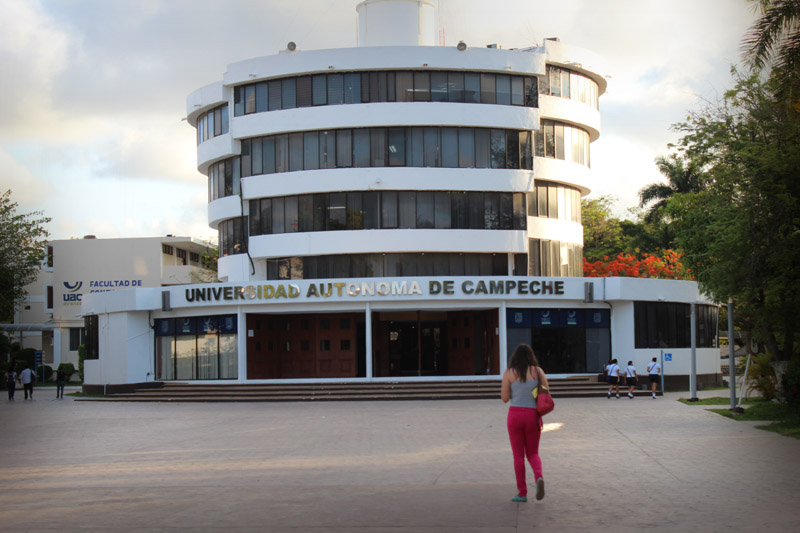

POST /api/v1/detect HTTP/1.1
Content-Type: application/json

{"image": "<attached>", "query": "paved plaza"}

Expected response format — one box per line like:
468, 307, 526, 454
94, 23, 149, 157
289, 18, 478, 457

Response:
1, 388, 798, 532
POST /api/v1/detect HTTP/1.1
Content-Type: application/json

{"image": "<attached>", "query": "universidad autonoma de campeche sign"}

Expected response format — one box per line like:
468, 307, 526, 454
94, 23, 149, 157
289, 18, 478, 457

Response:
184, 279, 566, 303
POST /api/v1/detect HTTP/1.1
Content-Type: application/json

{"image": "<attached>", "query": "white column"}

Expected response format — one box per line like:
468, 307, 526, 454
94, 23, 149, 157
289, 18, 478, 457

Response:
53, 328, 62, 367
498, 302, 507, 376
365, 303, 373, 381
237, 308, 247, 382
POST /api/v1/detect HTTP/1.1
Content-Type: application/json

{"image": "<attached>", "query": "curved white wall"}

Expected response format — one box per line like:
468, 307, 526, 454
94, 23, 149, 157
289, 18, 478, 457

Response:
223, 46, 545, 87
230, 103, 539, 141
187, 81, 226, 124
242, 167, 535, 200
542, 39, 609, 95
249, 229, 526, 260
538, 95, 601, 141
526, 217, 583, 245
208, 196, 242, 229
197, 133, 236, 173
533, 157, 592, 196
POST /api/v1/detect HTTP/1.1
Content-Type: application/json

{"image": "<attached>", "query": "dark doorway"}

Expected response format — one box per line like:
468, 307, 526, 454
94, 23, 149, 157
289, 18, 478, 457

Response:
374, 310, 498, 377
531, 328, 587, 374
387, 320, 446, 376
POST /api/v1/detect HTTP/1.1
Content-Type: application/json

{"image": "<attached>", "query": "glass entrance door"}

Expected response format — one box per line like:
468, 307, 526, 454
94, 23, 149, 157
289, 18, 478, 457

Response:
387, 321, 446, 376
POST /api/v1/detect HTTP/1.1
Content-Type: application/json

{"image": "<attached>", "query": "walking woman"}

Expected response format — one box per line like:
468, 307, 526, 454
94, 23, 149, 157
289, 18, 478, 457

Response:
501, 344, 550, 502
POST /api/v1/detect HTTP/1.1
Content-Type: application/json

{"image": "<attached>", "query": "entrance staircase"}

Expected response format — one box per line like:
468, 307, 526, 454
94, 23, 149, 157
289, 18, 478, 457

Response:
77, 376, 639, 402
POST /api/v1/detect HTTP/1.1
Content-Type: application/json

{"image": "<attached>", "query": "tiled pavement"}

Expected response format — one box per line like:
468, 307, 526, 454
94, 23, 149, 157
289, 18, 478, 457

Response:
1, 388, 798, 532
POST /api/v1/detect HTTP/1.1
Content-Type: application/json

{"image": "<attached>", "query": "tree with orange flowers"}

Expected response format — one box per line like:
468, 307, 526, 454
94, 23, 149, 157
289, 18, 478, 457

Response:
583, 249, 692, 280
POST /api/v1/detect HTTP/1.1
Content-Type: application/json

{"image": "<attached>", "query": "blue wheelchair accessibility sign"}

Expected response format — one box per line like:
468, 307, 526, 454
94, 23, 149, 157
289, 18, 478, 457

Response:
664, 353, 672, 362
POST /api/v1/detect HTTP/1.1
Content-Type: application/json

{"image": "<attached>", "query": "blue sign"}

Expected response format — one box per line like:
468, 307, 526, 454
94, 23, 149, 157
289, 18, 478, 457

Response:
664, 353, 672, 362
34, 350, 43, 366
534, 310, 559, 327
587, 309, 610, 328
560, 309, 584, 327
506, 309, 531, 327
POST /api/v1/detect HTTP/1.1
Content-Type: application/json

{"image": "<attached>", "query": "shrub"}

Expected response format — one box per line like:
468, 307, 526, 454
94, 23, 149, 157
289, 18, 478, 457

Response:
57, 363, 76, 381
746, 353, 778, 401
0, 359, 7, 390
781, 357, 800, 413
36, 365, 54, 382
78, 344, 85, 383
16, 348, 35, 369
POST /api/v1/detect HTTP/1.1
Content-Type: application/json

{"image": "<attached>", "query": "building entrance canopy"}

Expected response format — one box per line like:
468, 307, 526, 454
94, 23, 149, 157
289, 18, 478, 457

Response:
0, 323, 54, 332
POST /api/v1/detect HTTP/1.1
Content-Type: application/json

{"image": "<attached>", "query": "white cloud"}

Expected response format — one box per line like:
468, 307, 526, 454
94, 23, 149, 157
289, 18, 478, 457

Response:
0, 146, 54, 205
0, 0, 74, 138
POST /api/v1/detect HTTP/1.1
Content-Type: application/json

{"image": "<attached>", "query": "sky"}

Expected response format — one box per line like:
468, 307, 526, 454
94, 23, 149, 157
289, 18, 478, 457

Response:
0, 0, 759, 243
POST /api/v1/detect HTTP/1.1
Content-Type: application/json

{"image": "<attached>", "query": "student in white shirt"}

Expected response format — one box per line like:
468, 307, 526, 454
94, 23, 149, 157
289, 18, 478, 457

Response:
625, 361, 637, 399
606, 358, 620, 399
19, 366, 37, 400
647, 357, 661, 399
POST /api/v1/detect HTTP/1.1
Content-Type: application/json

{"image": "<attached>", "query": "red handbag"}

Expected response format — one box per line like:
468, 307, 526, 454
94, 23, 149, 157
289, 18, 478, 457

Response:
536, 388, 554, 416
533, 367, 555, 416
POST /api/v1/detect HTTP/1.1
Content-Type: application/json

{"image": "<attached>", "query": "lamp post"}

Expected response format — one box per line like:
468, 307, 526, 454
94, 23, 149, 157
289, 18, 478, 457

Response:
688, 302, 698, 401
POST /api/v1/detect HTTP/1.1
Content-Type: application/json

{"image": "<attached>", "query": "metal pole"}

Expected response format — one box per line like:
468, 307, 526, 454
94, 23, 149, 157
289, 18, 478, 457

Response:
365, 303, 373, 381
738, 354, 752, 409
660, 349, 664, 394
689, 303, 698, 400
728, 300, 736, 410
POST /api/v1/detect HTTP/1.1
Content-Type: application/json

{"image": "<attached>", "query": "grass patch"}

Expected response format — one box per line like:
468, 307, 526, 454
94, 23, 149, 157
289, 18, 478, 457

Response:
706, 401, 800, 440
678, 396, 766, 406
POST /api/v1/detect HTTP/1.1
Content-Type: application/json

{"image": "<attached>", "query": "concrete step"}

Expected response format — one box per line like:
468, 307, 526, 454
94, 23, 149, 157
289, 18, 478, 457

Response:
77, 376, 628, 402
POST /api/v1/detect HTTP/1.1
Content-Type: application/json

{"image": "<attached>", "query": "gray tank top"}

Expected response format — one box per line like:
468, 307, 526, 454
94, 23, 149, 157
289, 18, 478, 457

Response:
510, 371, 540, 408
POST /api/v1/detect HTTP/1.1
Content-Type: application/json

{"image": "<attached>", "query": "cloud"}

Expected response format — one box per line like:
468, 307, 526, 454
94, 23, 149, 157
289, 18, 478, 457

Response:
92, 120, 198, 183
0, 0, 73, 138
0, 146, 54, 205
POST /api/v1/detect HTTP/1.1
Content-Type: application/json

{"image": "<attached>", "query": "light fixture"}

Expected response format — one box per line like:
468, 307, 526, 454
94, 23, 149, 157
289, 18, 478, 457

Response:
328, 65, 335, 69
287, 41, 297, 51
457, 41, 467, 51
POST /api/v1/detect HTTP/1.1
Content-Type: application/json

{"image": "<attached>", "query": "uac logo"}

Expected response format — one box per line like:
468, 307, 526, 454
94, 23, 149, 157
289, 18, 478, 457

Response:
64, 281, 83, 293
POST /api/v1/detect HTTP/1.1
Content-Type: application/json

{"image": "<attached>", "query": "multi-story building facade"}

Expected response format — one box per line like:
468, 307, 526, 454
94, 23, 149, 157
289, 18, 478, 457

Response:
82, 0, 720, 389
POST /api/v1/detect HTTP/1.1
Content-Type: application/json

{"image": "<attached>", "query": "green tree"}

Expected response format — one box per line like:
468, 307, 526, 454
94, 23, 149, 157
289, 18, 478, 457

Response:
190, 241, 219, 284
742, 0, 800, 103
667, 72, 800, 361
581, 195, 627, 262
638, 154, 706, 223
0, 190, 51, 320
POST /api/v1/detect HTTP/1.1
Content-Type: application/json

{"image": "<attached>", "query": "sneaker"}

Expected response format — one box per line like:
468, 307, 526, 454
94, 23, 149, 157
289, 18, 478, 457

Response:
512, 495, 527, 502
628, 393, 634, 399
607, 392, 611, 399
616, 394, 620, 399
535, 478, 545, 501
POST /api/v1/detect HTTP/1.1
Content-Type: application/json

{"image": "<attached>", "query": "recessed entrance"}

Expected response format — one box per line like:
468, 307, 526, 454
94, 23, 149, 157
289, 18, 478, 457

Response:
245, 309, 499, 380
373, 310, 498, 377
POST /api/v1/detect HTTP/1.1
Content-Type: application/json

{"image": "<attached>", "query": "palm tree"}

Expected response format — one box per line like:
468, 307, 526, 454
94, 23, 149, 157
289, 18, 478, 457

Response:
638, 155, 705, 224
742, 0, 800, 101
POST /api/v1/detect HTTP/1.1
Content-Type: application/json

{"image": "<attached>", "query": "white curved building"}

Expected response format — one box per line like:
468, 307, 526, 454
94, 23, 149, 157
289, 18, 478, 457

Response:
81, 0, 720, 390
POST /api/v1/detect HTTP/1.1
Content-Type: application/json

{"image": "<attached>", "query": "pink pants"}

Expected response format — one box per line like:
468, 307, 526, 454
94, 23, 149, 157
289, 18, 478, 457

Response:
507, 406, 543, 497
